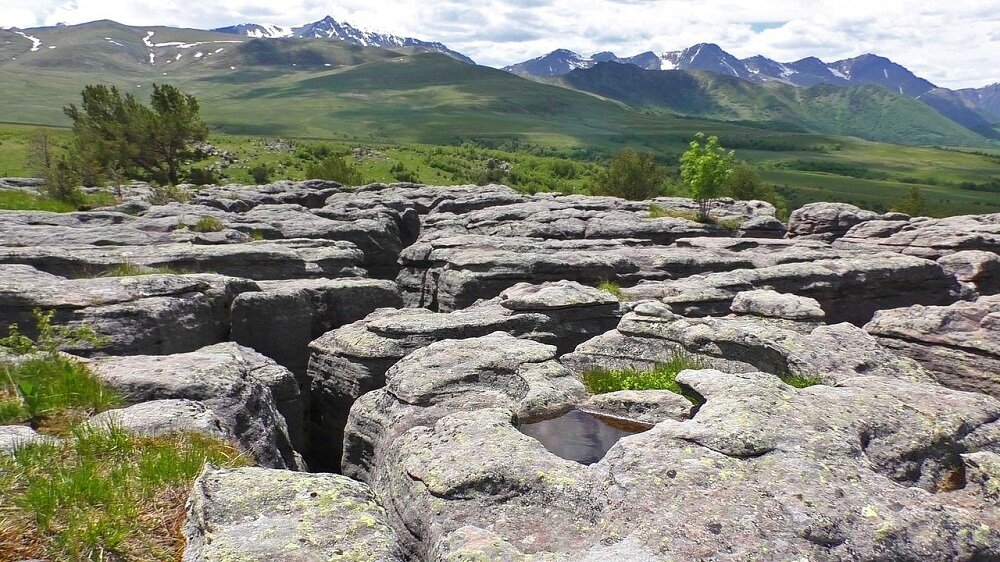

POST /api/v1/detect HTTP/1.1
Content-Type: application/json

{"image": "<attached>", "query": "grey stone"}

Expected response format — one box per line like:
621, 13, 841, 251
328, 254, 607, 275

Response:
0, 425, 56, 453
85, 399, 226, 439
833, 213, 1000, 259
89, 343, 305, 470
0, 265, 258, 356
865, 295, 1000, 397
938, 250, 1000, 296
730, 289, 826, 320
786, 202, 889, 241
182, 465, 404, 562
581, 390, 693, 425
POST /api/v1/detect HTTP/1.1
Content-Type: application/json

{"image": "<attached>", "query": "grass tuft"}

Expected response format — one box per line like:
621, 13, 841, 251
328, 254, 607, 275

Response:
582, 353, 706, 398
646, 203, 701, 221
0, 425, 247, 561
779, 373, 823, 388
102, 261, 184, 277
189, 216, 225, 233
596, 280, 624, 300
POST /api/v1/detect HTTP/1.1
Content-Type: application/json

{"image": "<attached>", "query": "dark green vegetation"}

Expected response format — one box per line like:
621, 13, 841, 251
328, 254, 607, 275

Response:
0, 426, 246, 561
0, 21, 998, 215
0, 356, 120, 431
593, 148, 665, 200
582, 354, 706, 396
188, 216, 224, 233
681, 134, 736, 220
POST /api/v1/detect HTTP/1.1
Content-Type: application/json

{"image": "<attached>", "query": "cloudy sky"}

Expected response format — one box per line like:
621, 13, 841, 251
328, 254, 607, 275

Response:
4, 0, 998, 88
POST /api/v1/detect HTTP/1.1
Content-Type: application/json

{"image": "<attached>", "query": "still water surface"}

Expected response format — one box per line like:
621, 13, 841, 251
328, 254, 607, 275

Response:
517, 408, 649, 465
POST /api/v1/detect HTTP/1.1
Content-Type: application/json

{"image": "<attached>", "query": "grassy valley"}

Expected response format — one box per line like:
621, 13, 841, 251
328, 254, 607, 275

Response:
0, 21, 998, 216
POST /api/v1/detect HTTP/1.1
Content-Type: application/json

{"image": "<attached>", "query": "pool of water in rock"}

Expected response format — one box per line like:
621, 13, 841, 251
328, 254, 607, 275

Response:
517, 408, 651, 465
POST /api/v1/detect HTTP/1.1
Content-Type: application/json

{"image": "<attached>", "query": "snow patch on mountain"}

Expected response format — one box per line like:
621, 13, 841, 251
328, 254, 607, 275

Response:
12, 31, 41, 52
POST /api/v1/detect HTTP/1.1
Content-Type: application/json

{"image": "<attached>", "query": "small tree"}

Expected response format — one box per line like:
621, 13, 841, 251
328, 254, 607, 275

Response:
593, 148, 665, 200
680, 133, 734, 221
64, 83, 208, 185
24, 129, 55, 179
893, 186, 926, 216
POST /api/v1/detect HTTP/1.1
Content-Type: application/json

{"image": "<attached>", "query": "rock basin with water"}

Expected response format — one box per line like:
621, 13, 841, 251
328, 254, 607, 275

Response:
516, 408, 651, 465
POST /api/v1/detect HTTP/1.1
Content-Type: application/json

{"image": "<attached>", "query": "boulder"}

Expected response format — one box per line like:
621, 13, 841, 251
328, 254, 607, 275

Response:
85, 399, 226, 439
786, 202, 893, 241
865, 295, 1000, 397
581, 390, 693, 425
182, 465, 404, 562
730, 289, 826, 321
0, 425, 56, 453
937, 250, 1000, 297
0, 265, 258, 356
89, 343, 305, 470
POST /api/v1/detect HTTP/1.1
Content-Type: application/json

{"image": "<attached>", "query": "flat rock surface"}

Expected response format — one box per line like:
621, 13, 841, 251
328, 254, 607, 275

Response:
183, 465, 404, 561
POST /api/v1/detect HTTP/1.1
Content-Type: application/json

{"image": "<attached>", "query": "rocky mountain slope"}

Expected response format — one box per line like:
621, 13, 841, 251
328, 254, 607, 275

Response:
1, 177, 999, 560
213, 15, 474, 64
507, 44, 1000, 140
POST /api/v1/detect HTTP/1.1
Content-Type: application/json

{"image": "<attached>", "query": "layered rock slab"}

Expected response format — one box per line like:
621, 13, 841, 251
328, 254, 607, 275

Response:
833, 212, 1000, 259
182, 465, 404, 562
89, 342, 304, 470
865, 295, 1000, 397
0, 265, 257, 355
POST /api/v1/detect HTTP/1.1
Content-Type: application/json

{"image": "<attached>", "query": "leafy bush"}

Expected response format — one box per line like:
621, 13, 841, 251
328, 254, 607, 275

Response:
305, 155, 362, 185
249, 164, 271, 185
186, 167, 219, 186
0, 425, 246, 561
582, 353, 706, 397
148, 184, 190, 205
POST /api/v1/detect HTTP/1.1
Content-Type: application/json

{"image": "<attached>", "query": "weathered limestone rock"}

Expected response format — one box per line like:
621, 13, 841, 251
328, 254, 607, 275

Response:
231, 277, 400, 375
344, 332, 1000, 561
833, 213, 1000, 259
0, 239, 366, 280
730, 289, 826, 321
786, 201, 898, 241
85, 399, 226, 439
0, 425, 56, 453
89, 343, 305, 470
865, 295, 1000, 397
182, 465, 404, 562
562, 304, 931, 386
624, 254, 959, 325
581, 390, 693, 425
0, 265, 257, 355
938, 250, 1000, 296
307, 281, 620, 470
193, 179, 346, 211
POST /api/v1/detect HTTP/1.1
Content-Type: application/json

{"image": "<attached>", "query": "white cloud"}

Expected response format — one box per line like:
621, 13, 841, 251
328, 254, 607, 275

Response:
2, 0, 997, 88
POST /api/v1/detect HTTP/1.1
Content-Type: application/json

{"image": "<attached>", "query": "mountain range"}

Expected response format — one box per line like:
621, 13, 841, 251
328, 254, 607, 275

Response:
505, 45, 1000, 139
0, 18, 997, 148
212, 16, 473, 64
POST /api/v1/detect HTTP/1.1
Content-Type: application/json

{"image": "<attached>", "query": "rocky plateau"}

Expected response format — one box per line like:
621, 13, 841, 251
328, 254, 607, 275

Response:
2, 179, 999, 561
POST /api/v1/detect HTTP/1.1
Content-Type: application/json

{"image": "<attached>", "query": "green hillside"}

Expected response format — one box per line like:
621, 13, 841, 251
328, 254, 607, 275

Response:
0, 20, 998, 216
559, 63, 991, 147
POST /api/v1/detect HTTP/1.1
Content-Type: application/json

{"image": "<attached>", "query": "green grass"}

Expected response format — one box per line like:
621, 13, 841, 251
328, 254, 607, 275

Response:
0, 425, 247, 561
0, 356, 121, 432
597, 280, 625, 300
0, 189, 76, 212
101, 261, 184, 277
582, 353, 706, 397
779, 373, 823, 389
189, 216, 224, 233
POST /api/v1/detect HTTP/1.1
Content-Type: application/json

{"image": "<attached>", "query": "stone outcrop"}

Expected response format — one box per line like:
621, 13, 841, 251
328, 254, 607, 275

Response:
832, 213, 1000, 259
183, 465, 404, 561
342, 333, 1000, 561
89, 343, 305, 470
561, 303, 932, 385
0, 265, 257, 355
623, 254, 960, 324
85, 399, 227, 439
307, 280, 622, 469
786, 201, 907, 241
865, 295, 1000, 397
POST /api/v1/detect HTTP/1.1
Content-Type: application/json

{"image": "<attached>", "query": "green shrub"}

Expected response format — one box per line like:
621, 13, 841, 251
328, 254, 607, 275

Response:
190, 216, 224, 233
305, 155, 362, 185
249, 164, 271, 185
0, 425, 246, 561
148, 184, 190, 205
582, 353, 706, 398
593, 148, 665, 200
186, 167, 219, 186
